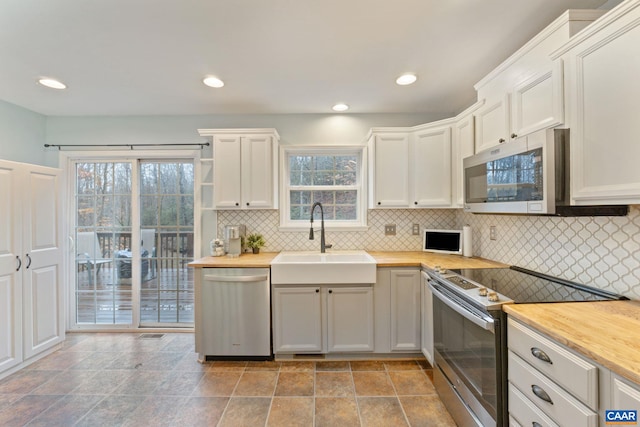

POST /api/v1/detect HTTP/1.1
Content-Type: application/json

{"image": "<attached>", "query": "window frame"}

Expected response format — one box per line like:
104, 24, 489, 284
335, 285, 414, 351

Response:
279, 145, 368, 231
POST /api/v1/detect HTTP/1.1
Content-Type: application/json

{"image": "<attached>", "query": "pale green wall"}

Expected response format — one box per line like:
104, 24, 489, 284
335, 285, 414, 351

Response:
44, 112, 448, 166
0, 100, 49, 166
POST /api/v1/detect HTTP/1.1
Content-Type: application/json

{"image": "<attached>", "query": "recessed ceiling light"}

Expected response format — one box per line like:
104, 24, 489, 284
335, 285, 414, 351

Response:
203, 76, 224, 88
396, 73, 417, 86
332, 103, 349, 112
38, 78, 66, 89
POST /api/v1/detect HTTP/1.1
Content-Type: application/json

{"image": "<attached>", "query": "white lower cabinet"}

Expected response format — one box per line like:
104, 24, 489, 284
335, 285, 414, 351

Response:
273, 287, 322, 353
420, 271, 434, 365
272, 285, 373, 354
0, 160, 64, 379
390, 270, 421, 351
508, 316, 640, 427
609, 374, 640, 415
373, 268, 422, 354
326, 287, 374, 352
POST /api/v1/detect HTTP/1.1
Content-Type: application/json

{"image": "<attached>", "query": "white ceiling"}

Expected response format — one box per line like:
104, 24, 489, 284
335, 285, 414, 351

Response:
0, 0, 610, 116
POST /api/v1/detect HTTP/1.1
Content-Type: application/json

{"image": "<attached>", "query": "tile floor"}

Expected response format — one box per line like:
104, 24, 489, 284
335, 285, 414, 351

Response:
0, 333, 456, 426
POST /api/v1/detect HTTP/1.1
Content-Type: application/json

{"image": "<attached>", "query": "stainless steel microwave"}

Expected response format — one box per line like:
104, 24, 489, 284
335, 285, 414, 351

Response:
463, 128, 568, 215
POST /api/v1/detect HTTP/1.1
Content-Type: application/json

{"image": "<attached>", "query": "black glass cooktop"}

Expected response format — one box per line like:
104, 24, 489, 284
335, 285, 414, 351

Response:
449, 266, 627, 303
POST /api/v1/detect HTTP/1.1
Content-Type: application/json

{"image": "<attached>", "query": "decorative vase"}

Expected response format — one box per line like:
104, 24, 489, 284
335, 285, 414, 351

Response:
252, 247, 260, 254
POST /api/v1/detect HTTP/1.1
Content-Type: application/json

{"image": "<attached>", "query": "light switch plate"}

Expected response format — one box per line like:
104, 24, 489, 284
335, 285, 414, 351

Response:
490, 226, 497, 240
385, 224, 396, 236
412, 224, 420, 235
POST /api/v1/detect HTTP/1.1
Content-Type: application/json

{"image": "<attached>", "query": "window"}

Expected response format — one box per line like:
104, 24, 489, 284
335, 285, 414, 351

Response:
280, 146, 367, 230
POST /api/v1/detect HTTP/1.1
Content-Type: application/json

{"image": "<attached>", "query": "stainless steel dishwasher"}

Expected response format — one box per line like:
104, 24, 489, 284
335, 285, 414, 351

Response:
196, 268, 271, 360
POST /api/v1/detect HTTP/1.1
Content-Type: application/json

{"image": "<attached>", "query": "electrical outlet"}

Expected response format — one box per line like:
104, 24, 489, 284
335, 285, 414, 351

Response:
385, 224, 396, 236
412, 224, 420, 235
490, 226, 497, 240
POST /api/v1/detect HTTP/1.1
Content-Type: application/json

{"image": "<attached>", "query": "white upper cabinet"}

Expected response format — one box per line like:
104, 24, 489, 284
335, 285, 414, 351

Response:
473, 10, 605, 153
511, 60, 564, 138
368, 120, 454, 209
474, 94, 511, 152
198, 129, 279, 209
412, 124, 452, 207
368, 133, 410, 207
553, 0, 640, 205
452, 102, 483, 207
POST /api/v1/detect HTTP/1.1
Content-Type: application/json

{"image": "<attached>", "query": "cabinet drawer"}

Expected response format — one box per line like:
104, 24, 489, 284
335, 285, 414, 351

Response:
508, 351, 597, 427
508, 318, 597, 407
509, 383, 560, 427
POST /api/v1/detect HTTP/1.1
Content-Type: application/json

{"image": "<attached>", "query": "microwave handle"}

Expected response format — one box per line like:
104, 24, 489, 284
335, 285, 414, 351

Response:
429, 282, 495, 333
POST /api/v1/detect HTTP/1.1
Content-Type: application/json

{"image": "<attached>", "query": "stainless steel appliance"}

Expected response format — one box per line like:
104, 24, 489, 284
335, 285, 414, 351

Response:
425, 266, 627, 427
199, 268, 271, 359
224, 224, 245, 257
463, 128, 627, 216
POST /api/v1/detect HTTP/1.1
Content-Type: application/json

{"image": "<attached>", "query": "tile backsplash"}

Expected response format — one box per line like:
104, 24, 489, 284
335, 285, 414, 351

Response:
216, 206, 640, 299
217, 209, 457, 252
457, 206, 640, 299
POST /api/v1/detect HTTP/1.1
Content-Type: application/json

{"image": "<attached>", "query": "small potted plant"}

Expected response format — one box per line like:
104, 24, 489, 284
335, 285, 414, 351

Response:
246, 233, 266, 254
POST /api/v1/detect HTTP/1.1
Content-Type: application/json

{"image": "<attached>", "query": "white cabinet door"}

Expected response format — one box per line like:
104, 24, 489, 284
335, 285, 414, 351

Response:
452, 114, 475, 207
370, 134, 410, 207
511, 61, 564, 139
475, 95, 511, 153
0, 162, 22, 374
390, 270, 421, 351
412, 126, 452, 207
273, 287, 322, 353
213, 136, 242, 208
562, 3, 640, 205
327, 286, 374, 352
241, 135, 273, 208
420, 273, 433, 365
611, 374, 640, 413
22, 166, 64, 359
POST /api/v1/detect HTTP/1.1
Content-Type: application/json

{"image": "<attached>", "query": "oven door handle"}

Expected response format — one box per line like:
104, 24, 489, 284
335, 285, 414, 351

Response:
429, 283, 495, 332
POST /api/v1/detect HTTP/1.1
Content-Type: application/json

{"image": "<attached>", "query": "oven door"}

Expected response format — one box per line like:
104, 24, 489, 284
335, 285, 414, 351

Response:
430, 282, 500, 427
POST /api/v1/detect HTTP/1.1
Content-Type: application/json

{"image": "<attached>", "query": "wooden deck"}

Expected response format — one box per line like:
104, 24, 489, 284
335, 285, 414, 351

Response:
76, 264, 194, 325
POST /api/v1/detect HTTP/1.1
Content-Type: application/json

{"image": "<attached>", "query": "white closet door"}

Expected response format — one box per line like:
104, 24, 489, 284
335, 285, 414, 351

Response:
22, 166, 64, 359
0, 161, 22, 373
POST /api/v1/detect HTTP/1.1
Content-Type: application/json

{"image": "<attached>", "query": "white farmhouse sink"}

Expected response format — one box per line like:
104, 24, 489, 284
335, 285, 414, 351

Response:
271, 250, 377, 284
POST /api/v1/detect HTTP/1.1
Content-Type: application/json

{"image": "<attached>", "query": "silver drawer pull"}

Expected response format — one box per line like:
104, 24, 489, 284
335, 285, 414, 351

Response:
531, 347, 552, 364
531, 384, 553, 405
532, 423, 542, 427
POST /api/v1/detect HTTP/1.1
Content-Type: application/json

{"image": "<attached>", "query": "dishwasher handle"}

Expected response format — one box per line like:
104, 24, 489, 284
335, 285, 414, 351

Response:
204, 274, 268, 282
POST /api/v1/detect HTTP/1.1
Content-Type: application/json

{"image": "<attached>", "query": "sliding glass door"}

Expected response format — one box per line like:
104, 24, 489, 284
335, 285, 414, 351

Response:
73, 158, 194, 328
139, 161, 194, 325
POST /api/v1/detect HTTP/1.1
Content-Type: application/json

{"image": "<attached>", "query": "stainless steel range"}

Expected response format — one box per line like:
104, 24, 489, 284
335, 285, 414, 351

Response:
425, 266, 627, 427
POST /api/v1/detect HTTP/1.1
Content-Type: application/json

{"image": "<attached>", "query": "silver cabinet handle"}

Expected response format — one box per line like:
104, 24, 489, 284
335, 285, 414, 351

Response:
26, 254, 32, 269
531, 347, 552, 364
204, 274, 268, 282
531, 384, 553, 404
16, 256, 22, 272
532, 423, 542, 427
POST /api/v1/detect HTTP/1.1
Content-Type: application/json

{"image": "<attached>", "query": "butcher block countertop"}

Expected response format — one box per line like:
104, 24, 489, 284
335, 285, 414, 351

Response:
367, 251, 506, 269
504, 301, 640, 385
189, 251, 506, 269
189, 252, 279, 268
